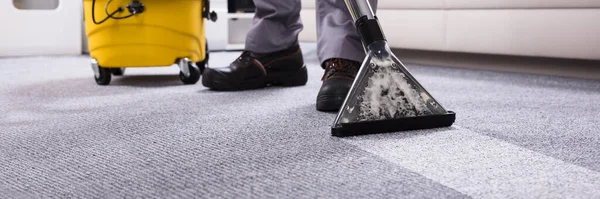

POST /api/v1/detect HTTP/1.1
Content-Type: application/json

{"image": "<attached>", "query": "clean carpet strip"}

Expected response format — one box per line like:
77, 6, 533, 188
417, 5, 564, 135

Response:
343, 126, 600, 198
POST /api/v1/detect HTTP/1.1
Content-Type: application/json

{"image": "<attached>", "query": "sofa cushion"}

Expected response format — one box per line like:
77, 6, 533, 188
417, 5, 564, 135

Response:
444, 9, 600, 60
307, 0, 600, 9
378, 10, 446, 51
445, 0, 600, 9
378, 0, 444, 9
302, 0, 384, 9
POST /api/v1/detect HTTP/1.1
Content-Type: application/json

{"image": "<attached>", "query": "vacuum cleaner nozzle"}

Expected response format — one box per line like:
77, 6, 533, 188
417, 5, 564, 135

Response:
333, 0, 455, 137
331, 41, 456, 137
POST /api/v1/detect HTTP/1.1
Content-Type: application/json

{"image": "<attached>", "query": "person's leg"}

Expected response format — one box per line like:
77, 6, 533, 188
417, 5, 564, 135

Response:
315, 0, 378, 111
316, 0, 378, 64
202, 0, 307, 91
245, 0, 303, 53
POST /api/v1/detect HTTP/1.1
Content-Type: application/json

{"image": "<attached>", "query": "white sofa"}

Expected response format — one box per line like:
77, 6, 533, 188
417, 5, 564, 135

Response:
299, 0, 600, 60
0, 0, 82, 57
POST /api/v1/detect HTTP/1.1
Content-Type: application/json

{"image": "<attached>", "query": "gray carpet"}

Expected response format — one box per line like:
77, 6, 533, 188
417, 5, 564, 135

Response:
1, 43, 600, 198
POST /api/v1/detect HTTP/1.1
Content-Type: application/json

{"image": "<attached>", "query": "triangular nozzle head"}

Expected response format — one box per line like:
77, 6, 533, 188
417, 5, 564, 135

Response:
332, 41, 455, 137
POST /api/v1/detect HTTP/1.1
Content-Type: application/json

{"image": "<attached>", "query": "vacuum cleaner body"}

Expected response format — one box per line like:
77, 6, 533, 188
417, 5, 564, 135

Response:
332, 0, 456, 136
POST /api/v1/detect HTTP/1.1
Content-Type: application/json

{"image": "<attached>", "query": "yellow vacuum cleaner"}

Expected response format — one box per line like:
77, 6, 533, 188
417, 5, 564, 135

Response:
83, 0, 217, 85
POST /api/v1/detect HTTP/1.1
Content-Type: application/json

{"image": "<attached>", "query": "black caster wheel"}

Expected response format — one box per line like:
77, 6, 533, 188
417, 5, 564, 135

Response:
95, 67, 112, 85
195, 41, 209, 74
110, 68, 126, 76
179, 58, 201, 85
179, 64, 200, 84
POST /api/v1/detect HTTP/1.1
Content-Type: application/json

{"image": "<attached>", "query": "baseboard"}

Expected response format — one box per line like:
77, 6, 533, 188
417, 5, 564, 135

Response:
393, 48, 600, 80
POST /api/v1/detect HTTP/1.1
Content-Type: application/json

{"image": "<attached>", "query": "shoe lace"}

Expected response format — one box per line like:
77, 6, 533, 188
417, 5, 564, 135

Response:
323, 59, 360, 80
234, 51, 260, 66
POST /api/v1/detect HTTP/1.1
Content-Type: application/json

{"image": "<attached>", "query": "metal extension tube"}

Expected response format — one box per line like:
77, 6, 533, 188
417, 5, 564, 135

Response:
344, 0, 376, 21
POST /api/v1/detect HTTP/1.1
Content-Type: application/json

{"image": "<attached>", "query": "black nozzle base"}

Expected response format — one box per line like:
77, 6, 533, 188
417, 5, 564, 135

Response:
332, 111, 456, 137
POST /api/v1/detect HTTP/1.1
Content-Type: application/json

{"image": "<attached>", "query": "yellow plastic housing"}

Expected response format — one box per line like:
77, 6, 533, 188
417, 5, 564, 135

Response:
83, 0, 206, 68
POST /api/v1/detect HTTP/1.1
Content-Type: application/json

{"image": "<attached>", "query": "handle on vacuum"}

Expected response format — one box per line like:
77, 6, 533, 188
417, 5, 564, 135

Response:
344, 0, 386, 49
203, 0, 218, 22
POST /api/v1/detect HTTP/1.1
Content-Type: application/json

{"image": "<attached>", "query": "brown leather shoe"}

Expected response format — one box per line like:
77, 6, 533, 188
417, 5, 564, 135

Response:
201, 44, 307, 91
316, 58, 361, 112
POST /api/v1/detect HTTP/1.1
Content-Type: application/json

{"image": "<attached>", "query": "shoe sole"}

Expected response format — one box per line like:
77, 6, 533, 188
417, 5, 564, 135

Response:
202, 65, 308, 91
316, 94, 347, 112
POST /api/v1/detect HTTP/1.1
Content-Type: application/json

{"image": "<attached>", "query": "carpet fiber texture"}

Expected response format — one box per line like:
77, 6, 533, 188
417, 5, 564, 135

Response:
1, 43, 599, 198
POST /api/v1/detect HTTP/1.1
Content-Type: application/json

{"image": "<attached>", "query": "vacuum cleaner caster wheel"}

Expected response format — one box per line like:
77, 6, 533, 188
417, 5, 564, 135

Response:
95, 67, 112, 86
110, 68, 126, 76
178, 58, 200, 84
91, 59, 111, 86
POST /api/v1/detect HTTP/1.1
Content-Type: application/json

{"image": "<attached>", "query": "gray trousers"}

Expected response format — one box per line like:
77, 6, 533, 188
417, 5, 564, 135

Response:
245, 0, 378, 66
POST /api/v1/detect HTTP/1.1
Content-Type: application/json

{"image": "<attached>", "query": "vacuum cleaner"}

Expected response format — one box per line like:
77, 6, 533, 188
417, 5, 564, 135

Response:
331, 0, 456, 137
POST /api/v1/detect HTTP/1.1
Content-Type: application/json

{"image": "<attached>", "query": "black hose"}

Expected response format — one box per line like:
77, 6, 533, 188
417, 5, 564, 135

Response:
105, 0, 135, 20
92, 0, 116, 24
92, 0, 135, 25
